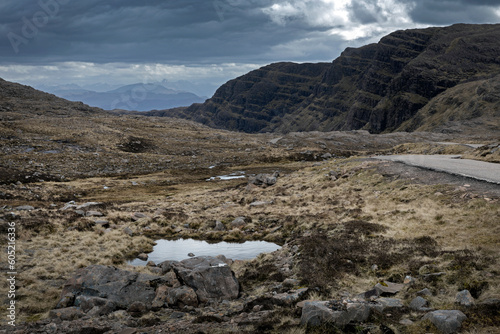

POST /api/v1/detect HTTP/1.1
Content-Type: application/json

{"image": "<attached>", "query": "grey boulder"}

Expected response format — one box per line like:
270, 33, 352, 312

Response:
300, 300, 371, 327
172, 256, 239, 303
423, 310, 467, 334
56, 265, 160, 311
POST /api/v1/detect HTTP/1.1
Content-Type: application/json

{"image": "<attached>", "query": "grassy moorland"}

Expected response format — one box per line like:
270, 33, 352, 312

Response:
0, 112, 499, 333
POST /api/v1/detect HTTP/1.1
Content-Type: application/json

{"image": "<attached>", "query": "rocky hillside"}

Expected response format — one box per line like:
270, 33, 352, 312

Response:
397, 74, 500, 134
154, 24, 500, 134
0, 78, 103, 119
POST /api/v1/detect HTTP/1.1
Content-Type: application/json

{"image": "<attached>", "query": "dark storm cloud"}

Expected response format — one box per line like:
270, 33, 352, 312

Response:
349, 0, 380, 24
0, 0, 499, 66
0, 0, 296, 64
0, 0, 499, 92
402, 0, 500, 24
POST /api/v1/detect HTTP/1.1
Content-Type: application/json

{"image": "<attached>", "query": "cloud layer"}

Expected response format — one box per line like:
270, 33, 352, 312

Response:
0, 0, 498, 93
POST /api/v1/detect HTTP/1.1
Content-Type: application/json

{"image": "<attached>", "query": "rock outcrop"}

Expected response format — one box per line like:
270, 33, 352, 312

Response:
53, 256, 240, 319
152, 24, 500, 135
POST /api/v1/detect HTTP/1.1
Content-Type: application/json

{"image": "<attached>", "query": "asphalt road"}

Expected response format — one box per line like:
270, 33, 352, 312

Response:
373, 155, 500, 185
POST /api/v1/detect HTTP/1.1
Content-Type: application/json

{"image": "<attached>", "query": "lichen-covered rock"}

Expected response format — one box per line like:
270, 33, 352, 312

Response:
172, 256, 239, 303
455, 289, 474, 307
56, 265, 161, 312
409, 296, 432, 312
371, 297, 404, 313
300, 300, 371, 327
423, 310, 467, 334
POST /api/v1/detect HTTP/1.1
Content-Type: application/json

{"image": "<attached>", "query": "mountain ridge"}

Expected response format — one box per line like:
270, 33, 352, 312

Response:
37, 82, 207, 112
149, 23, 500, 135
0, 78, 104, 118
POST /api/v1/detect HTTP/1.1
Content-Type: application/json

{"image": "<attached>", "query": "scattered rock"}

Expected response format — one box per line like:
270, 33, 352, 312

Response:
86, 210, 103, 217
61, 201, 77, 210
132, 212, 148, 221
300, 300, 371, 327
15, 205, 34, 211
137, 253, 148, 261
399, 318, 414, 326
74, 210, 85, 216
358, 288, 380, 300
282, 278, 300, 288
404, 275, 416, 285
146, 261, 156, 267
271, 288, 308, 306
371, 297, 404, 313
409, 296, 432, 312
249, 200, 273, 207
417, 288, 433, 296
423, 310, 467, 334
374, 281, 405, 296
94, 220, 109, 228
214, 220, 226, 231
231, 216, 250, 228
455, 290, 474, 307
321, 153, 333, 159
249, 172, 279, 187
76, 202, 102, 210
123, 227, 133, 236
187, 253, 195, 257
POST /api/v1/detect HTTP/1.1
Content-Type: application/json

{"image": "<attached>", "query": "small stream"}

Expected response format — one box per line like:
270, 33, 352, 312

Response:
129, 238, 282, 266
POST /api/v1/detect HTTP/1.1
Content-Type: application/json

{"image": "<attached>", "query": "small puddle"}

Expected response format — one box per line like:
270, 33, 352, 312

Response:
206, 171, 246, 181
129, 238, 281, 266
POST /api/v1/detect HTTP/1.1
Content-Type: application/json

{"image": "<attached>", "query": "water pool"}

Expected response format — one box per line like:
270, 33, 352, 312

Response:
129, 238, 281, 266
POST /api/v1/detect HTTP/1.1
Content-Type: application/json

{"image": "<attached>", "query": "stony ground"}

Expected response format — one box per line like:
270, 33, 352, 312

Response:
0, 114, 499, 333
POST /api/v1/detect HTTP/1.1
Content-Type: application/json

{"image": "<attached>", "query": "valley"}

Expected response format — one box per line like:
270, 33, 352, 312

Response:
0, 22, 499, 334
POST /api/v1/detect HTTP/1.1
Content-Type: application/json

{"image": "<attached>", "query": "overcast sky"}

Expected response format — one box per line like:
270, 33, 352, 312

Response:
0, 0, 499, 96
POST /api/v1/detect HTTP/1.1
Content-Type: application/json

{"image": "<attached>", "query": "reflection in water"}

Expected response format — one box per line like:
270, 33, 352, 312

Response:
129, 239, 281, 266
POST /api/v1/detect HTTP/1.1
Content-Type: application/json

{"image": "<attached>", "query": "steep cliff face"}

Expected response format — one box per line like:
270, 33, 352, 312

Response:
174, 62, 331, 132
158, 24, 500, 133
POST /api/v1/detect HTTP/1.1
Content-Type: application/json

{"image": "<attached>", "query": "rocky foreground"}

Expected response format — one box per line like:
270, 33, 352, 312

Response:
1, 158, 499, 333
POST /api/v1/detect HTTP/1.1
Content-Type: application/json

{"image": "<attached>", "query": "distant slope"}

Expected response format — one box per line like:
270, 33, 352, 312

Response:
397, 74, 500, 134
46, 83, 207, 111
155, 24, 500, 134
0, 78, 104, 118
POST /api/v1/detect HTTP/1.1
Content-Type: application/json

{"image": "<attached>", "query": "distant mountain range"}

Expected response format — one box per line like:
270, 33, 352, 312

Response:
148, 23, 500, 135
38, 82, 207, 111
